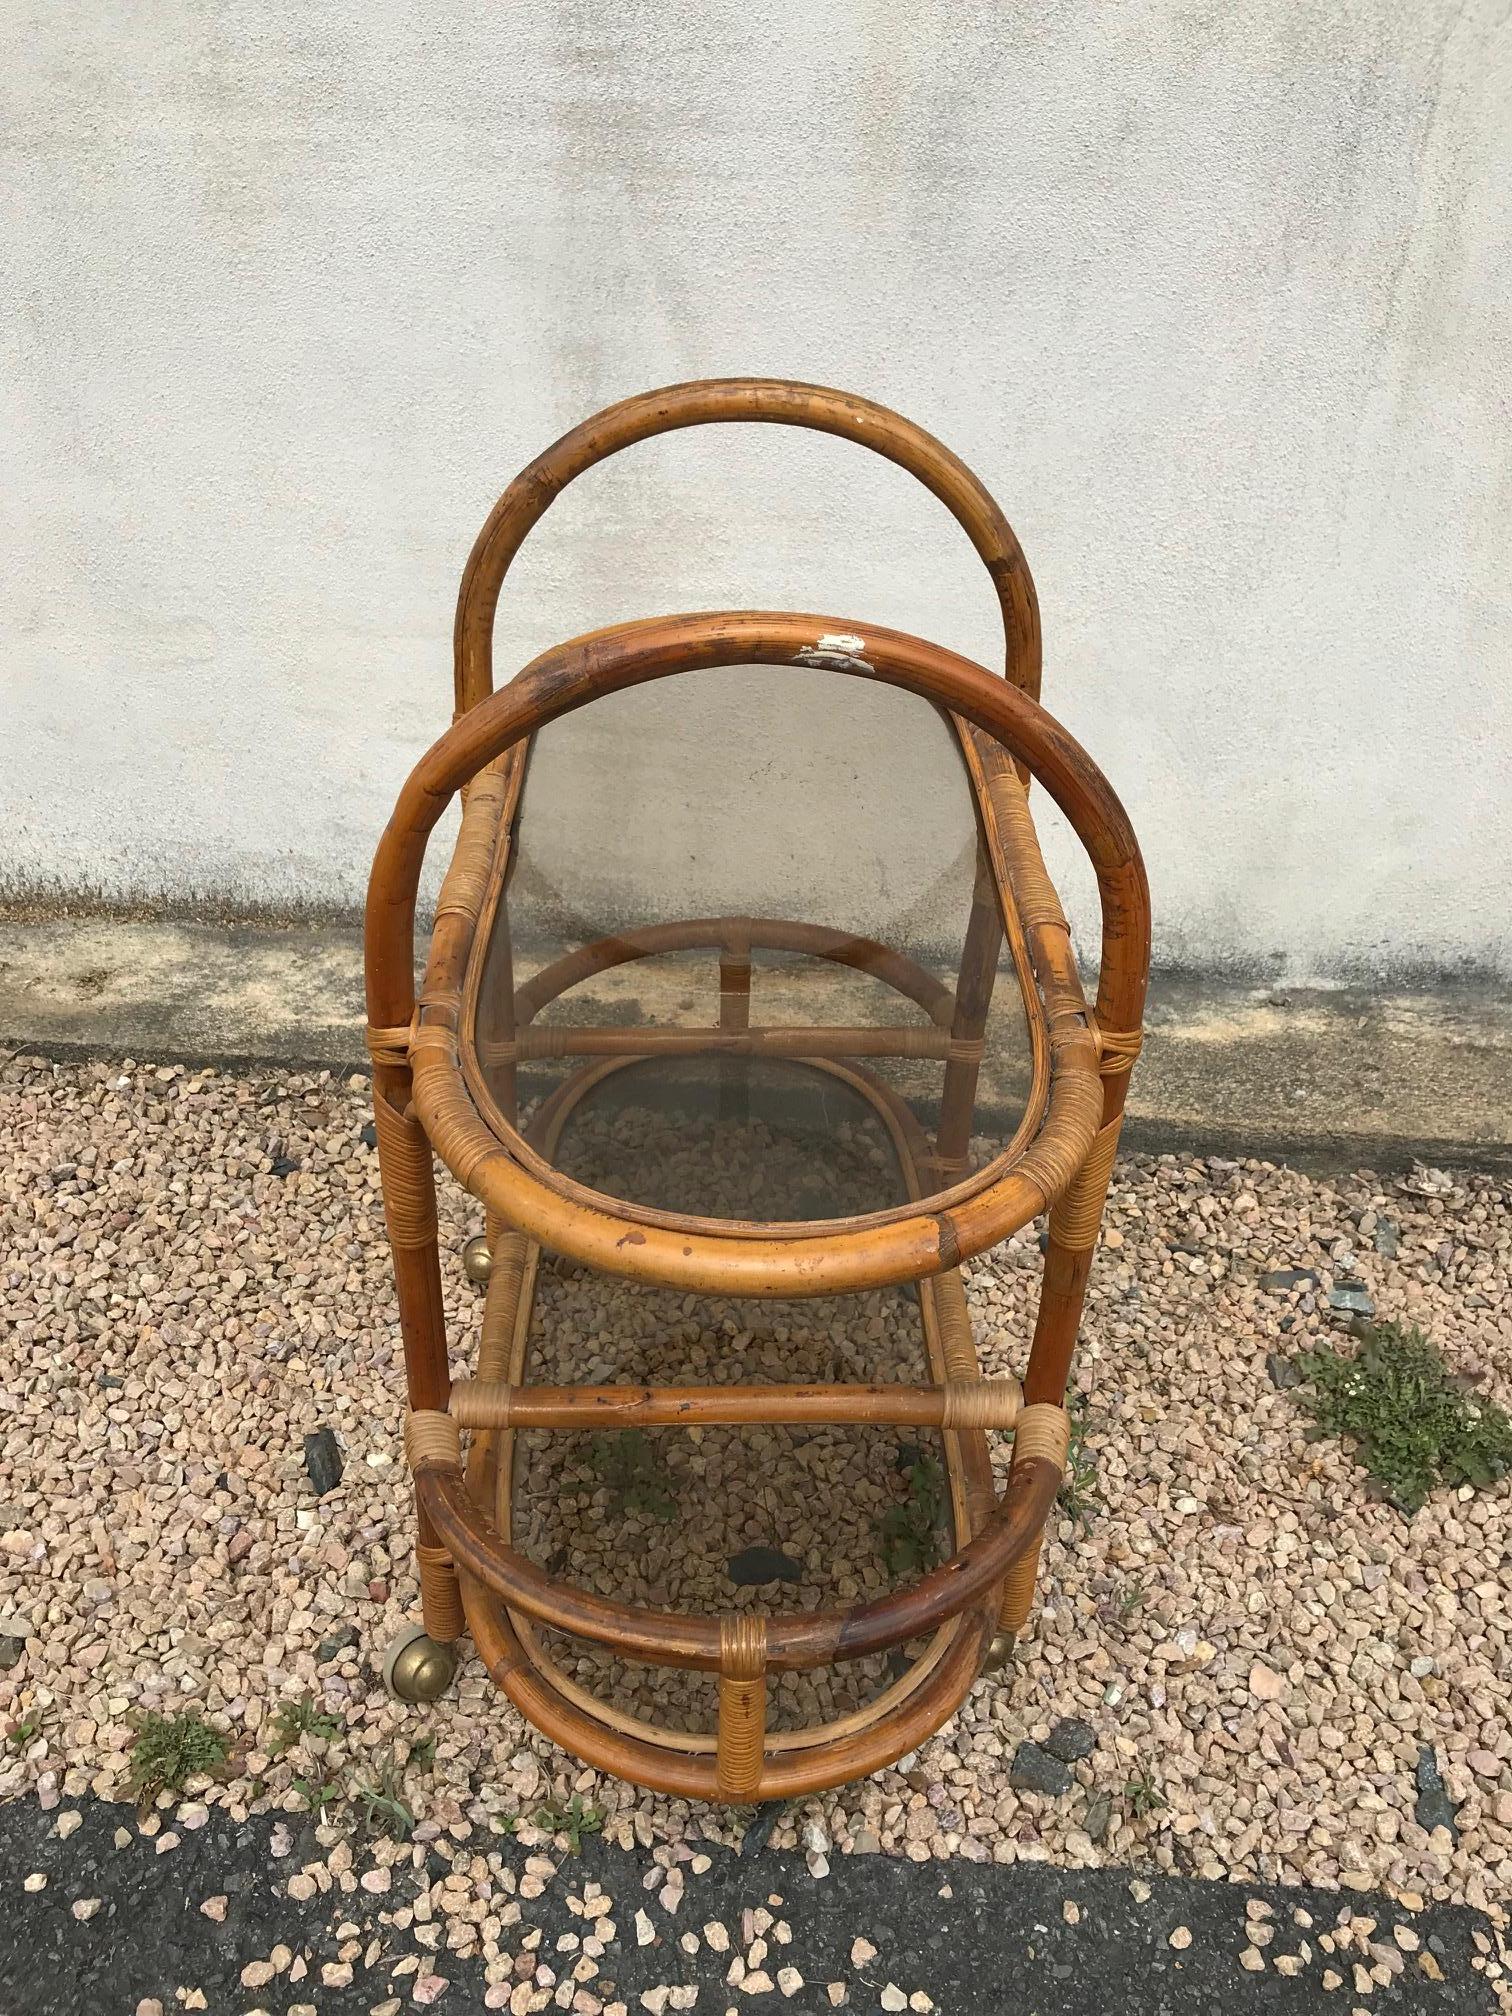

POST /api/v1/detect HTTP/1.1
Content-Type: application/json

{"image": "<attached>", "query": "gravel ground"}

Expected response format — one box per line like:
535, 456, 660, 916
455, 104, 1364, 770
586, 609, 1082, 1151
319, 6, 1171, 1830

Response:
2, 1050, 1510, 1984
1, 1796, 1501, 2016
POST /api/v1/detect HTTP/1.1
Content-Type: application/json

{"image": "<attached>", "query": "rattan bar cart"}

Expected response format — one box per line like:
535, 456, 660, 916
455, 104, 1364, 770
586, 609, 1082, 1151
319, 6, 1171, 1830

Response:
365, 380, 1149, 1801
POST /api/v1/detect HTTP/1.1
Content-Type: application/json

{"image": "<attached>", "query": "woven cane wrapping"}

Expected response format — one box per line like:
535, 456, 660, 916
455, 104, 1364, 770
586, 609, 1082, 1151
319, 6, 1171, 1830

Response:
417, 1542, 464, 1642
1016, 1066, 1104, 1209
1094, 1022, 1145, 1076
1012, 1402, 1071, 1473
945, 1035, 987, 1064
716, 1615, 769, 1800
448, 1381, 513, 1431
995, 1403, 1071, 1634
996, 1534, 1044, 1635
985, 766, 1069, 934
405, 1409, 462, 1471
931, 1271, 980, 1382
373, 1091, 437, 1250
1048, 1114, 1124, 1252
435, 767, 508, 923
411, 1032, 506, 1189
478, 1231, 529, 1383
939, 1377, 1023, 1430
365, 1023, 413, 1067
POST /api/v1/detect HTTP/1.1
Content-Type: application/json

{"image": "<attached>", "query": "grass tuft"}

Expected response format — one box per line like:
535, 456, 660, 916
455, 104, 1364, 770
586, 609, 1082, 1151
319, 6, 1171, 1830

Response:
1057, 1392, 1100, 1527
531, 1792, 604, 1854
1298, 1321, 1512, 1514
351, 1754, 415, 1841
878, 1452, 946, 1578
268, 1692, 344, 1756
125, 1708, 230, 1804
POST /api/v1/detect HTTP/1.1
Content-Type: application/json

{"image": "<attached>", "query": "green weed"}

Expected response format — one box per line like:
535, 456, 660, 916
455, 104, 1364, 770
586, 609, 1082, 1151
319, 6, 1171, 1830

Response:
1299, 1321, 1512, 1514
878, 1453, 947, 1578
268, 1692, 344, 1756
290, 1768, 344, 1818
530, 1792, 604, 1854
1057, 1393, 1100, 1527
125, 1709, 230, 1804
352, 1754, 415, 1841
1124, 1769, 1167, 1821
1115, 1579, 1148, 1624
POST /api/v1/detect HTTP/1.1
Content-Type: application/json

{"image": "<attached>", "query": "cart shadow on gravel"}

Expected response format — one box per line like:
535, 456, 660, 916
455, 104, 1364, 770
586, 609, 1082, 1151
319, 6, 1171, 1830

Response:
0, 1795, 1498, 2016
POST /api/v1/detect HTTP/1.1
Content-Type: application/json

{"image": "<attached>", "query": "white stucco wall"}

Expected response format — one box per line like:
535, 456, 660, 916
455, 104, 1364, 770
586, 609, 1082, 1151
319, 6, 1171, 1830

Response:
4, 1, 1510, 978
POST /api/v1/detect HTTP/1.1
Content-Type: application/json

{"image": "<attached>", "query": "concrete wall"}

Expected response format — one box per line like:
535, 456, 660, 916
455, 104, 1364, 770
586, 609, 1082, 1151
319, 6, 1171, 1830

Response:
5, 2, 1510, 979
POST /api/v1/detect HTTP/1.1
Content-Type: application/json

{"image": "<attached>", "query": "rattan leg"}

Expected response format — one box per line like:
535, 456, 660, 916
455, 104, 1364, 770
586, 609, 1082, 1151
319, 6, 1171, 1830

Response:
374, 1067, 460, 1643
716, 1617, 768, 1800
417, 1542, 465, 1643
994, 1403, 1071, 1640
1003, 1113, 1125, 1640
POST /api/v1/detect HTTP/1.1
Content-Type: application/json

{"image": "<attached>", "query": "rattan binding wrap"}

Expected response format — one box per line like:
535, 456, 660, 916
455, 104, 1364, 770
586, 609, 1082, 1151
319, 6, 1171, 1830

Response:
478, 1231, 529, 1383
1012, 1403, 1072, 1474
405, 1409, 462, 1471
417, 1542, 464, 1643
373, 1091, 438, 1250
408, 1029, 505, 1189
716, 1615, 769, 1800
450, 1382, 516, 1430
982, 764, 1069, 934
931, 1270, 980, 1383
996, 1403, 1071, 1634
1048, 1114, 1125, 1252
1015, 1060, 1104, 1209
365, 1024, 413, 1068
435, 766, 510, 924
940, 1377, 1024, 1430
1094, 1022, 1144, 1076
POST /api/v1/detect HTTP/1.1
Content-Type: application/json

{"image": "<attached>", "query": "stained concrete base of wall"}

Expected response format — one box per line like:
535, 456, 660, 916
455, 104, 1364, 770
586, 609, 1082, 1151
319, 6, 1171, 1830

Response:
1, 918, 1506, 1175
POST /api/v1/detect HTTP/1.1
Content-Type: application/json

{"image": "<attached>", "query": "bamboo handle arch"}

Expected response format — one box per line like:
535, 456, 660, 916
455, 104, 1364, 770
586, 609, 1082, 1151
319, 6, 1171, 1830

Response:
453, 378, 1041, 715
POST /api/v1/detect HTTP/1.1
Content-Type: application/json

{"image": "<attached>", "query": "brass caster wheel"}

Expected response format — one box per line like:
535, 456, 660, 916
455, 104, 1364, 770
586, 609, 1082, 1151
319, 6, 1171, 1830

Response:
382, 1623, 458, 1703
982, 1628, 1017, 1676
461, 1233, 493, 1287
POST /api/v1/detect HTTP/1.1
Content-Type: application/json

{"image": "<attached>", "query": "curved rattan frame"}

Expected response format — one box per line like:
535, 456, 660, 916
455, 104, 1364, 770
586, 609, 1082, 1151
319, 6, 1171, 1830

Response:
463, 1053, 1016, 1795
364, 379, 1149, 1799
368, 614, 1145, 1295
451, 377, 1041, 716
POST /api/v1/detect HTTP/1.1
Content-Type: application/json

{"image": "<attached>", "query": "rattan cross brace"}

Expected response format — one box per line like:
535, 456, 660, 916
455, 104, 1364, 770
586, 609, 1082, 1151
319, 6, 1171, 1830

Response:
444, 1377, 1024, 1432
